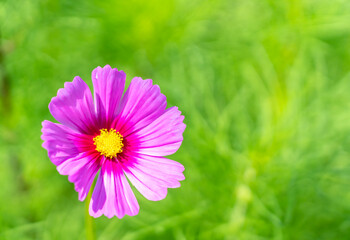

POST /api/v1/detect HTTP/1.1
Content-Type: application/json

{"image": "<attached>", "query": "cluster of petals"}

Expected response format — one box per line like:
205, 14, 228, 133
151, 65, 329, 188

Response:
41, 65, 186, 218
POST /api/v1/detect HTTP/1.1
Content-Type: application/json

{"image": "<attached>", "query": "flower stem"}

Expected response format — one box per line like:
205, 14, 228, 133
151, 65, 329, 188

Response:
85, 188, 95, 240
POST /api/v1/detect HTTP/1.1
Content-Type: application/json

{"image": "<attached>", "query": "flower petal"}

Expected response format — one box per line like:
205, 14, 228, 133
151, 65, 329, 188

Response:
41, 120, 99, 201
41, 120, 82, 165
89, 159, 139, 218
121, 153, 185, 201
126, 107, 186, 156
92, 65, 126, 127
49, 76, 96, 134
112, 77, 167, 136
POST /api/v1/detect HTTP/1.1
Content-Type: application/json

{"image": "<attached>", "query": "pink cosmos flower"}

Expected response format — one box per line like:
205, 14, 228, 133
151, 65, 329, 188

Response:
41, 65, 185, 218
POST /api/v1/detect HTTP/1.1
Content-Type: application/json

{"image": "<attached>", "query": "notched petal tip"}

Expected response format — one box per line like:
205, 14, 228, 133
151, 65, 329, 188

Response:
92, 64, 126, 80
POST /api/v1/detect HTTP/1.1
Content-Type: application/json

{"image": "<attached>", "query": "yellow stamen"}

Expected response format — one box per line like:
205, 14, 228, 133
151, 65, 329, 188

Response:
93, 128, 124, 158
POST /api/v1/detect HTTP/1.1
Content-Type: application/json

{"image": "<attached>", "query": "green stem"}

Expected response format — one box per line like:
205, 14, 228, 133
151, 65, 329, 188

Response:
85, 189, 95, 240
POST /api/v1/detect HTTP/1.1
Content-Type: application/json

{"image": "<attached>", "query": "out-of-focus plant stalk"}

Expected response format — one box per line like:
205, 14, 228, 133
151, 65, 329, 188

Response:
85, 188, 95, 240
0, 31, 12, 114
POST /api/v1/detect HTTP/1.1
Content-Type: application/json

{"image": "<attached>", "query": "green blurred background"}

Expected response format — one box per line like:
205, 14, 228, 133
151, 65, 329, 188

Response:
1, 0, 350, 239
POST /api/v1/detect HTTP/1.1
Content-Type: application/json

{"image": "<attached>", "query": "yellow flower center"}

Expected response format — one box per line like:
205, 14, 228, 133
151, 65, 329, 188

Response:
93, 129, 124, 158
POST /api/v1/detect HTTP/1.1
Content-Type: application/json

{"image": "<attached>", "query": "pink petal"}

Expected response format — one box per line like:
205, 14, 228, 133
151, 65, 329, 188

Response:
49, 76, 96, 134
92, 65, 126, 128
42, 120, 83, 165
41, 120, 99, 201
112, 77, 167, 136
121, 153, 185, 201
89, 159, 139, 218
126, 107, 186, 156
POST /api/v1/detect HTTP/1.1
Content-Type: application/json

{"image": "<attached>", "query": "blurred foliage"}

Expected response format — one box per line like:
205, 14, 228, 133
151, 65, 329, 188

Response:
1, 0, 350, 239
